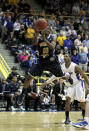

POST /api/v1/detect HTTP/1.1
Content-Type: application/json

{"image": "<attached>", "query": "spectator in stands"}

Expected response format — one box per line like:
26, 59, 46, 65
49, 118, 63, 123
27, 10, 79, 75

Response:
70, 30, 77, 42
64, 47, 69, 54
73, 18, 80, 31
4, 16, 13, 34
0, 79, 7, 100
48, 28, 57, 40
52, 79, 66, 111
71, 49, 80, 65
24, 79, 40, 111
68, 26, 77, 36
77, 26, 83, 35
40, 84, 56, 111
18, 24, 26, 44
20, 50, 29, 67
60, 26, 67, 37
25, 24, 35, 46
79, 48, 88, 72
63, 33, 73, 52
58, 16, 64, 27
8, 36, 19, 55
83, 34, 89, 58
79, 42, 88, 55
78, 7, 85, 16
55, 20, 61, 32
13, 18, 21, 39
72, 2, 80, 15
27, 55, 36, 69
75, 34, 82, 47
82, 18, 88, 31
71, 40, 79, 54
6, 76, 21, 111
57, 49, 64, 64
0, 8, 3, 20
15, 44, 23, 62
7, 66, 21, 83
57, 31, 66, 49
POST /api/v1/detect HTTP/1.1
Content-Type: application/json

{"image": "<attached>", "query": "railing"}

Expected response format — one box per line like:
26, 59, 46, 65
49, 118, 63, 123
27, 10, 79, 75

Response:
0, 54, 11, 79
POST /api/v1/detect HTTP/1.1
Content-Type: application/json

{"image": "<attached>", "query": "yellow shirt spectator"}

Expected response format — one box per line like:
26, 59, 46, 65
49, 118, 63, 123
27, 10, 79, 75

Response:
26, 26, 35, 39
79, 43, 88, 54
57, 36, 66, 46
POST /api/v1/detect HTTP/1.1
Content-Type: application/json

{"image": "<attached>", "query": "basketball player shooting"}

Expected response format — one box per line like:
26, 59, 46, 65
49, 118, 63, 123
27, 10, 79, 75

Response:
24, 19, 73, 89
41, 53, 89, 124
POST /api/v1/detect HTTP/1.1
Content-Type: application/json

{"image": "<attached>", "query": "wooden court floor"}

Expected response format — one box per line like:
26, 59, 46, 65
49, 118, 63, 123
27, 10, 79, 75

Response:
0, 112, 85, 131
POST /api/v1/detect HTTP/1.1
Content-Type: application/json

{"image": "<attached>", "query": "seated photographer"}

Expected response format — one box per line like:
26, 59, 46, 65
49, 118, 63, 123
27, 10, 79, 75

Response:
7, 66, 25, 83
23, 79, 40, 111
52, 79, 66, 111
0, 79, 7, 100
6, 76, 23, 111
40, 84, 56, 111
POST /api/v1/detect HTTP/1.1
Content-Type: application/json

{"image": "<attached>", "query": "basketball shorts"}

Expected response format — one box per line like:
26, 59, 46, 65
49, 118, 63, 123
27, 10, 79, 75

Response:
30, 60, 63, 77
66, 81, 85, 102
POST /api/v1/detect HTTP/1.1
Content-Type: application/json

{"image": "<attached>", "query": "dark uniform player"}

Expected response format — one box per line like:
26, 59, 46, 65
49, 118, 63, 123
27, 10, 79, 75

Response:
24, 28, 72, 88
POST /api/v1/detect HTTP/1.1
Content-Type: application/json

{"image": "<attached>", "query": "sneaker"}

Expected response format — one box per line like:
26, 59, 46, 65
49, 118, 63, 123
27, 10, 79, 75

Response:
64, 119, 71, 124
72, 120, 89, 130
11, 106, 16, 111
20, 106, 25, 111
77, 119, 84, 121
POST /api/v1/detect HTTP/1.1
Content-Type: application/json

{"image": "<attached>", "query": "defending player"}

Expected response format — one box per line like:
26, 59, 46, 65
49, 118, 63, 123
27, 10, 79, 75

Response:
41, 53, 89, 124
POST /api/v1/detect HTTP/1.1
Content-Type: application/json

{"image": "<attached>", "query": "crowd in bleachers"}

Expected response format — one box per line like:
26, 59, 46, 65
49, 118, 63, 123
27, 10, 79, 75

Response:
0, 0, 89, 111
40, 0, 89, 16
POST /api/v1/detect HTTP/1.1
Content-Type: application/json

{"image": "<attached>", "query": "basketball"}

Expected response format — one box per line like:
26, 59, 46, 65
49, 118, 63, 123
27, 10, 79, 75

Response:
36, 18, 48, 31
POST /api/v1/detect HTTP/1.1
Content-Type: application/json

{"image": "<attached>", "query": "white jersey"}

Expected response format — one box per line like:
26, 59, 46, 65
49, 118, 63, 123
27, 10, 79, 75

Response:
62, 62, 80, 86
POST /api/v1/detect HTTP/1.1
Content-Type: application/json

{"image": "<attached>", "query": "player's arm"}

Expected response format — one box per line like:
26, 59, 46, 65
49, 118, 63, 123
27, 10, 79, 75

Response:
41, 31, 56, 50
75, 66, 89, 85
44, 38, 56, 50
34, 31, 39, 45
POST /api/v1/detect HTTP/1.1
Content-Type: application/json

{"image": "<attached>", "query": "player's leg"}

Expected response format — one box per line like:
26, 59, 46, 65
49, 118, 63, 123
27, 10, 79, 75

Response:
24, 62, 44, 88
64, 87, 75, 124
45, 61, 64, 77
50, 94, 56, 111
80, 102, 85, 119
65, 97, 71, 124
75, 80, 86, 119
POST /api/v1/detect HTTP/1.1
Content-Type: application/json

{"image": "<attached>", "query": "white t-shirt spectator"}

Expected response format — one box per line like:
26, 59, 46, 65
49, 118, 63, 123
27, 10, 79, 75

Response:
13, 22, 21, 31
74, 39, 82, 46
